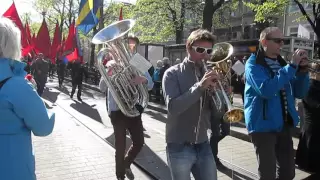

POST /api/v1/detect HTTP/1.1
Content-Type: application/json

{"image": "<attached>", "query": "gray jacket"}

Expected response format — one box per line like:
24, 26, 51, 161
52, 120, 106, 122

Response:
162, 58, 214, 144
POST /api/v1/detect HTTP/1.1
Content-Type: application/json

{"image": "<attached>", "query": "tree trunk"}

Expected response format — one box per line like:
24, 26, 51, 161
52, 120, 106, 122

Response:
59, 0, 66, 39
202, 0, 226, 32
175, 0, 185, 44
90, 27, 98, 67
98, 0, 104, 50
68, 0, 73, 26
202, 0, 213, 31
315, 16, 320, 58
175, 29, 183, 44
256, 21, 270, 35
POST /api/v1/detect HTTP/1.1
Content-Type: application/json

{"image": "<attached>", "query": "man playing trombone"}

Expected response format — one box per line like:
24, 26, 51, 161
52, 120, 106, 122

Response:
162, 29, 220, 180
244, 27, 310, 180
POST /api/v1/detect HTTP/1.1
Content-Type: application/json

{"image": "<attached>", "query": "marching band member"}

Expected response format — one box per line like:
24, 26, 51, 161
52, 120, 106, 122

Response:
162, 29, 219, 180
244, 27, 309, 180
296, 63, 320, 175
99, 35, 154, 180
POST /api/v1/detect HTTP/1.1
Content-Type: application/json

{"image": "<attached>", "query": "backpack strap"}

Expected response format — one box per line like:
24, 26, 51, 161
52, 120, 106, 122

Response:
0, 77, 11, 89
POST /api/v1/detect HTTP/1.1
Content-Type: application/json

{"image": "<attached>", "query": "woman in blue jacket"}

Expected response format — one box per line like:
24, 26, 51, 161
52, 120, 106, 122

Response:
0, 18, 55, 180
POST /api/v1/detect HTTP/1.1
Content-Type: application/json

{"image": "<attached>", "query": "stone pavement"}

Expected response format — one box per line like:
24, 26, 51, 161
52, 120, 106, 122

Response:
43, 77, 313, 179
33, 98, 151, 180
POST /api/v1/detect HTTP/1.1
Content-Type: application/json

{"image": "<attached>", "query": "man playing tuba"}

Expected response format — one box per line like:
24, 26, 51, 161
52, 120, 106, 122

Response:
99, 35, 154, 180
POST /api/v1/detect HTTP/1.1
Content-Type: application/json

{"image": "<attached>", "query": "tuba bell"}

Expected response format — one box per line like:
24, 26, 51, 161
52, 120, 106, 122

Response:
92, 19, 149, 117
202, 42, 244, 123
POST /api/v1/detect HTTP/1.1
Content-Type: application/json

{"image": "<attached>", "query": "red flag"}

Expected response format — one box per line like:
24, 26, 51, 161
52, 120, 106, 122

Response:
65, 46, 79, 62
50, 22, 61, 64
25, 21, 32, 45
3, 2, 30, 56
63, 21, 76, 56
32, 33, 36, 46
119, 7, 123, 20
35, 18, 51, 58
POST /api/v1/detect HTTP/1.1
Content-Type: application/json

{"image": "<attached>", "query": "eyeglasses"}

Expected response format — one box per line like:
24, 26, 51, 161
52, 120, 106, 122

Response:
192, 46, 213, 55
266, 37, 284, 44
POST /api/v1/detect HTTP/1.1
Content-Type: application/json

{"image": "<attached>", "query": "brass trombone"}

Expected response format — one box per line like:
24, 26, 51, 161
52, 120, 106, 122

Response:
202, 42, 244, 123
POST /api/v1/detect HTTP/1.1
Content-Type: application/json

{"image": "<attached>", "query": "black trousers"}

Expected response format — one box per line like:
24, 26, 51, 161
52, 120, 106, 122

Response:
71, 82, 82, 98
110, 111, 144, 179
58, 72, 64, 86
250, 125, 295, 180
210, 117, 230, 160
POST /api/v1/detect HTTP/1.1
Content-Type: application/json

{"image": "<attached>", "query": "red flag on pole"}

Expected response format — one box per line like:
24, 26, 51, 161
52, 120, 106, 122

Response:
3, 2, 30, 57
50, 22, 61, 64
25, 21, 32, 45
35, 18, 51, 58
65, 46, 79, 62
119, 7, 123, 20
63, 21, 76, 56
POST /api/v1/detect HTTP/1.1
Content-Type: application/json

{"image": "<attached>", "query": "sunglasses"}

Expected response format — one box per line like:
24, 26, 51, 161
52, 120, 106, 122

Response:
192, 46, 213, 55
266, 37, 284, 44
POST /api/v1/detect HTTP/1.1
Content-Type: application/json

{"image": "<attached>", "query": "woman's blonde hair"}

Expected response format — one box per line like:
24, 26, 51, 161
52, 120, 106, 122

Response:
0, 17, 21, 60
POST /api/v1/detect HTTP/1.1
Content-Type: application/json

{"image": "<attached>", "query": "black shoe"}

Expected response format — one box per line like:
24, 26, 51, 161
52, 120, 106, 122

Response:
77, 97, 82, 101
125, 168, 135, 180
70, 95, 73, 99
215, 158, 223, 167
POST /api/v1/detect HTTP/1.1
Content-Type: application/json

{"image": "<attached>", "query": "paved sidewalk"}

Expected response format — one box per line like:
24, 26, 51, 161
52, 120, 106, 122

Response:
33, 99, 151, 180
44, 77, 312, 180
218, 136, 311, 180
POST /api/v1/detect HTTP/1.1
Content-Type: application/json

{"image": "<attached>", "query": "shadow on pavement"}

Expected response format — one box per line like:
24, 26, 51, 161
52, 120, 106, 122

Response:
57, 86, 70, 96
302, 174, 320, 180
82, 88, 95, 99
70, 101, 102, 123
42, 89, 60, 103
144, 110, 167, 124
106, 133, 171, 180
44, 101, 53, 109
218, 165, 255, 180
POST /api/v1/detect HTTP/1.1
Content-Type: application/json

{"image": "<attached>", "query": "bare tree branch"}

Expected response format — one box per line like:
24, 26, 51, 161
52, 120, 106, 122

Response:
293, 0, 316, 31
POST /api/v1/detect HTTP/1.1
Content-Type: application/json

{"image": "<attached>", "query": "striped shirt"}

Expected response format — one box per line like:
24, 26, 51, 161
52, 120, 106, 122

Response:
265, 58, 288, 121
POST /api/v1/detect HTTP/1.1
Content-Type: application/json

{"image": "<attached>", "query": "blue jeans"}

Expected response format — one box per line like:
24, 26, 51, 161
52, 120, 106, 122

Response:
166, 141, 217, 180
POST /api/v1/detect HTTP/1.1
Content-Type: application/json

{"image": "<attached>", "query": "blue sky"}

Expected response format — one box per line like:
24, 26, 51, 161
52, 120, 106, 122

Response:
0, 0, 137, 23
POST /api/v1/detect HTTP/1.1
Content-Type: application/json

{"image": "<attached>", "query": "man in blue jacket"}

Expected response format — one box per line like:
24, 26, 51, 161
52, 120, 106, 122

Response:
244, 27, 310, 180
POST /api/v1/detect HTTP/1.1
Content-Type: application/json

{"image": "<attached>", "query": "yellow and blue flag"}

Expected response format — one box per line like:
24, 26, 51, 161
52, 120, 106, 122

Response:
76, 0, 102, 35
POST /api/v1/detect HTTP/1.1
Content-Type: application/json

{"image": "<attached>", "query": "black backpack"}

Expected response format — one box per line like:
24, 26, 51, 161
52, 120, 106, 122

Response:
0, 77, 11, 89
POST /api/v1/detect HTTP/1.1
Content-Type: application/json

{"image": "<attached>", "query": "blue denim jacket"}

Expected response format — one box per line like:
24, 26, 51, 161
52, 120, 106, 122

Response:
99, 72, 154, 114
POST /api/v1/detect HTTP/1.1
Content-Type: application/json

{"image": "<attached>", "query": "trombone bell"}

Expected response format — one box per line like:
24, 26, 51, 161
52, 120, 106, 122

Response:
205, 42, 244, 123
224, 108, 245, 123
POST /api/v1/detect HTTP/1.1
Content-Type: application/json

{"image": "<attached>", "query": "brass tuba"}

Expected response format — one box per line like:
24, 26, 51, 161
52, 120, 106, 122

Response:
202, 42, 244, 123
92, 19, 149, 117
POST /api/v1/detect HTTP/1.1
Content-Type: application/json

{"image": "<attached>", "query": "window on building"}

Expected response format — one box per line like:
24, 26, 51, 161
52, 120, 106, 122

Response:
288, 24, 316, 40
288, 2, 312, 13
